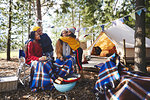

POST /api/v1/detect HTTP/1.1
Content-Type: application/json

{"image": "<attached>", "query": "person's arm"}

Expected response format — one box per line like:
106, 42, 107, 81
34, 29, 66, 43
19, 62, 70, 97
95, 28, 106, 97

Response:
76, 38, 79, 42
45, 34, 54, 51
45, 34, 52, 43
59, 36, 71, 44
56, 39, 63, 58
60, 36, 80, 51
40, 34, 52, 47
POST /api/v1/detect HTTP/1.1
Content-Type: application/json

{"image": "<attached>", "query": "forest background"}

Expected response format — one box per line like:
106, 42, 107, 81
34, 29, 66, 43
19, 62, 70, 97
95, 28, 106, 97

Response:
0, 0, 149, 61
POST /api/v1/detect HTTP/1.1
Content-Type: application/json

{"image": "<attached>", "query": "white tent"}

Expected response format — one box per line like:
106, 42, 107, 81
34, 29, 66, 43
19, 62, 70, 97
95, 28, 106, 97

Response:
87, 20, 150, 62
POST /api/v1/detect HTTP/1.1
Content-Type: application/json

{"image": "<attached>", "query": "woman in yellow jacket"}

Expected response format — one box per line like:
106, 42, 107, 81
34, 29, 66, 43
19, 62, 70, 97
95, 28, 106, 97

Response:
59, 28, 83, 73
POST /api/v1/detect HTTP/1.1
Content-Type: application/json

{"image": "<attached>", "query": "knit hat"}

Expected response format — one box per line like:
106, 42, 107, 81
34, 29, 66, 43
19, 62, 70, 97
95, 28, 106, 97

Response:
33, 26, 40, 31
73, 27, 76, 30
69, 28, 75, 34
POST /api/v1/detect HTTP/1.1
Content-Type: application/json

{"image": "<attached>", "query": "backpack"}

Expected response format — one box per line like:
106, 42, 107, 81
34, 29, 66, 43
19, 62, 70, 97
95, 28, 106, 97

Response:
24, 39, 34, 56
24, 39, 30, 52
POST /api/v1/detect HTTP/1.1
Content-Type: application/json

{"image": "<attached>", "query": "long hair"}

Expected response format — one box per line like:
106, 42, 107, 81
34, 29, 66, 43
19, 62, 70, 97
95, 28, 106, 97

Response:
68, 33, 76, 38
29, 31, 35, 40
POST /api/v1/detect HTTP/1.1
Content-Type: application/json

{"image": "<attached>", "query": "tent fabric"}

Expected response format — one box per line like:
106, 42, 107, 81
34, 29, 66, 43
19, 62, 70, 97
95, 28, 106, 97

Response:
92, 33, 116, 56
105, 20, 150, 48
87, 19, 150, 58
94, 33, 115, 50
89, 32, 117, 57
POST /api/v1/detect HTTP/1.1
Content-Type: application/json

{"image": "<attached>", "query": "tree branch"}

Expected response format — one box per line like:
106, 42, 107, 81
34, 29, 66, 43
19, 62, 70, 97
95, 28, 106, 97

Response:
113, 0, 118, 13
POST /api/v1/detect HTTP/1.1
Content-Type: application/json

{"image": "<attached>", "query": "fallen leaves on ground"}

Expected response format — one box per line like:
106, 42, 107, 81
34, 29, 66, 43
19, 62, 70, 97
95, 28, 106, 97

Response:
0, 58, 99, 100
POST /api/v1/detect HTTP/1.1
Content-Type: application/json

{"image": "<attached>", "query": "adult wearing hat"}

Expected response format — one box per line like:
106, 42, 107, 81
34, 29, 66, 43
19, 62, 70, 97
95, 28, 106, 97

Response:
54, 29, 75, 77
25, 31, 68, 92
56, 28, 73, 59
33, 26, 54, 58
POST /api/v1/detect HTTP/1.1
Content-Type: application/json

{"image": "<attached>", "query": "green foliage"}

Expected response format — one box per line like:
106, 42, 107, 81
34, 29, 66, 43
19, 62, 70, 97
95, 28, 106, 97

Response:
60, 1, 70, 13
58, 0, 136, 31
0, 0, 34, 51
0, 34, 7, 50
50, 0, 137, 43
0, 0, 149, 52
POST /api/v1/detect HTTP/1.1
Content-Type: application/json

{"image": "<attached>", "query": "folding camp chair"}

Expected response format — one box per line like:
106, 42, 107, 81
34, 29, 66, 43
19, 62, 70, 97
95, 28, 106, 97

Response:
17, 49, 31, 86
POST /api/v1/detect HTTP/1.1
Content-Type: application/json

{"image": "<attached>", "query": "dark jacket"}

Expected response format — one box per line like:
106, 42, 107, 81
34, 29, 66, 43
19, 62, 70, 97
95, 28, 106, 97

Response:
39, 33, 54, 53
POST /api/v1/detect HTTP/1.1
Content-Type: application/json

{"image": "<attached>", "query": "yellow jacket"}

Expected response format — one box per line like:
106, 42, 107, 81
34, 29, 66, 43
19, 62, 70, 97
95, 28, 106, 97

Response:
59, 36, 80, 51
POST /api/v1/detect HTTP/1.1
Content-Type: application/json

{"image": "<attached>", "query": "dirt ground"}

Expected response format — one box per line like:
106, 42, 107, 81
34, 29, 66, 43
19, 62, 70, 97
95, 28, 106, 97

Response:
0, 58, 99, 100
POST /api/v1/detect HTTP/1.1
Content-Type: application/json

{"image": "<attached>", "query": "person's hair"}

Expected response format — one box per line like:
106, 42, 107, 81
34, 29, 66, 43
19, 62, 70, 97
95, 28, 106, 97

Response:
29, 31, 36, 40
59, 39, 63, 45
69, 33, 76, 38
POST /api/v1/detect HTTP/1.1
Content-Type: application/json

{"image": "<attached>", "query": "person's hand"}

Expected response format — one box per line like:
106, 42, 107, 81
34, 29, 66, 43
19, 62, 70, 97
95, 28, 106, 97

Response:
60, 65, 64, 68
55, 77, 63, 84
58, 77, 63, 81
39, 56, 47, 61
71, 55, 75, 57
55, 79, 61, 84
59, 56, 63, 61
76, 38, 79, 41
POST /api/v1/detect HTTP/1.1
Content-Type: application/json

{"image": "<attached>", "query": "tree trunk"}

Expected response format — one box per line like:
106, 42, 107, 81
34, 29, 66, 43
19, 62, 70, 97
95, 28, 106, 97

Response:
7, 0, 12, 61
72, 8, 74, 27
36, 0, 42, 28
134, 0, 146, 72
78, 13, 80, 38
28, 1, 31, 39
22, 20, 24, 50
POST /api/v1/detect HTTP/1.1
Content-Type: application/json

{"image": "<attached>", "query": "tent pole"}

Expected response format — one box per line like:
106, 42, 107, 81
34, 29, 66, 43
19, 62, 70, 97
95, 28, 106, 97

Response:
123, 39, 126, 65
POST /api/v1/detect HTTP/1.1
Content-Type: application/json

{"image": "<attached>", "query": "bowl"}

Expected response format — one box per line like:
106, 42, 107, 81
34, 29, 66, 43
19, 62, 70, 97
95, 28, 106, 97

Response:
53, 73, 81, 92
53, 82, 76, 92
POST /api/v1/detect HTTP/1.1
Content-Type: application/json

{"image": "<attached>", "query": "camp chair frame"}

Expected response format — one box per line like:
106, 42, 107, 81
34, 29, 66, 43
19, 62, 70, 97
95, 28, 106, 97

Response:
17, 50, 31, 86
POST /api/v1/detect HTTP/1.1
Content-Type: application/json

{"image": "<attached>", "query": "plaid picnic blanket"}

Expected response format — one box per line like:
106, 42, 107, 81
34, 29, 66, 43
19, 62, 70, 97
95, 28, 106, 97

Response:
30, 61, 55, 92
105, 71, 150, 100
53, 56, 75, 77
94, 53, 121, 94
30, 56, 75, 92
94, 53, 150, 100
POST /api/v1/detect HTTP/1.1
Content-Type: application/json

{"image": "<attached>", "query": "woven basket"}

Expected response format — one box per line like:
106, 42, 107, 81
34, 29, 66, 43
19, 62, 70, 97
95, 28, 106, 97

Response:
0, 76, 18, 92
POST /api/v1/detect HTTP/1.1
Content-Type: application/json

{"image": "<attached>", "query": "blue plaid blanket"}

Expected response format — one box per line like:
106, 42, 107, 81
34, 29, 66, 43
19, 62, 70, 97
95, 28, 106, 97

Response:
94, 53, 150, 100
30, 56, 75, 92
30, 61, 55, 92
105, 71, 150, 100
53, 56, 75, 77
94, 53, 120, 94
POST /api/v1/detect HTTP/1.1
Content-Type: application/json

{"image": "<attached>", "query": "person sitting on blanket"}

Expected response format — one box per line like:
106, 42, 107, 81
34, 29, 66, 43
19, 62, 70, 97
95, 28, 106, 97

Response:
59, 27, 83, 75
25, 31, 65, 92
56, 28, 74, 60
54, 28, 75, 76
33, 26, 54, 59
